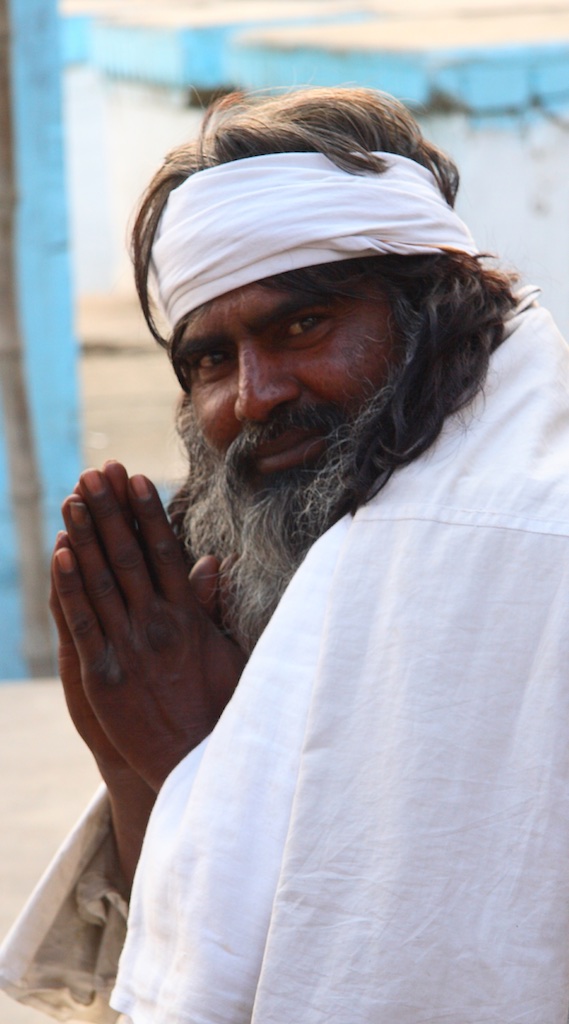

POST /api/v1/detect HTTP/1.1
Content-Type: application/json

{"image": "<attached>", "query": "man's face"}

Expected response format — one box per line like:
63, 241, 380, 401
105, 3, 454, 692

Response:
173, 275, 398, 650
174, 279, 396, 478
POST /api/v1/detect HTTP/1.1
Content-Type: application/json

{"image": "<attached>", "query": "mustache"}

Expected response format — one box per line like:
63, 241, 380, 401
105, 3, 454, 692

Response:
223, 403, 347, 479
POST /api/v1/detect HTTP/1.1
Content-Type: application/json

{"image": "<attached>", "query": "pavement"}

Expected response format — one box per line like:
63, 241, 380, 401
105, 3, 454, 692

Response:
0, 681, 101, 1024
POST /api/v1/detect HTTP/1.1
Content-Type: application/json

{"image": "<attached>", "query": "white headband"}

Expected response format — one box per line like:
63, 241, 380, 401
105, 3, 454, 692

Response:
151, 150, 478, 328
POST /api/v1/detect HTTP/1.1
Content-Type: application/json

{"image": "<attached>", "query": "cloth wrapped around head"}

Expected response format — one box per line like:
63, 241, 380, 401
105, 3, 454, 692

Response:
151, 150, 479, 329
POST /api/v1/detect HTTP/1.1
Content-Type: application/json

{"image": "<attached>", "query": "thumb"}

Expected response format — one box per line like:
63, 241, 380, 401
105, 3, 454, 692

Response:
189, 555, 221, 622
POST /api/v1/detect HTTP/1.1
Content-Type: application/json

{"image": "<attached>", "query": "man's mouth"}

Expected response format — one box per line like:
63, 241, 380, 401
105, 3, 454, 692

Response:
252, 428, 327, 475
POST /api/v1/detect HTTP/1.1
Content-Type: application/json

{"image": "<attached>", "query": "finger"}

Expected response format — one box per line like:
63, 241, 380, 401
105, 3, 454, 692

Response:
74, 469, 155, 609
50, 542, 84, 697
49, 532, 74, 645
189, 555, 221, 621
50, 535, 85, 694
103, 461, 135, 531
54, 529, 69, 552
128, 474, 194, 604
74, 462, 135, 537
62, 495, 132, 635
51, 545, 130, 767
103, 460, 129, 498
105, 461, 163, 578
52, 545, 109, 670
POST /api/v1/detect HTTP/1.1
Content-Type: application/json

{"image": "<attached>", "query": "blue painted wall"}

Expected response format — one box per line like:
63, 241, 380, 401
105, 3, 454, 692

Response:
1, 0, 81, 678
227, 36, 569, 126
59, 7, 569, 124
65, 8, 370, 87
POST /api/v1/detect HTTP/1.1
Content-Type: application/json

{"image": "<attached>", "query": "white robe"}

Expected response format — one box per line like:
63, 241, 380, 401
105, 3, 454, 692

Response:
4, 291, 569, 1023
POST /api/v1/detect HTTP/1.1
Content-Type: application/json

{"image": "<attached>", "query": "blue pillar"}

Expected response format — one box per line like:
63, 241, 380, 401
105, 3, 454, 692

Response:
0, 0, 81, 678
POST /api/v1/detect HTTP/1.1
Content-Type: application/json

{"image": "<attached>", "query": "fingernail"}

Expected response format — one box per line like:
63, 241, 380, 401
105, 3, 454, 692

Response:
55, 530, 68, 548
82, 469, 105, 496
130, 474, 151, 499
69, 501, 89, 525
56, 548, 75, 573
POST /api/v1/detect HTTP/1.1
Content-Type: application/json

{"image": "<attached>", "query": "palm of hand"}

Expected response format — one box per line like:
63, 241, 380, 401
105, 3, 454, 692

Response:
51, 463, 246, 793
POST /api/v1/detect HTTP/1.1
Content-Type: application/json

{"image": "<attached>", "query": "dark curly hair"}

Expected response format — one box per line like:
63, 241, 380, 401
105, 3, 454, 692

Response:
130, 87, 517, 519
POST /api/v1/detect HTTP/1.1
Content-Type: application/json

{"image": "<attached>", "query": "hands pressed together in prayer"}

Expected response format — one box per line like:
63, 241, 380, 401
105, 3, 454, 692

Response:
49, 461, 247, 885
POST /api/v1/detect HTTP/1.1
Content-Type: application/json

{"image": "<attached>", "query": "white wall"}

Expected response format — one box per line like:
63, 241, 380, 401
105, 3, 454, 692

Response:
425, 111, 569, 337
64, 70, 202, 295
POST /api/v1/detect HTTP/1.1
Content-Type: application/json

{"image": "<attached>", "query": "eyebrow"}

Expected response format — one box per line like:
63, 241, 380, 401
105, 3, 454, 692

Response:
177, 288, 337, 357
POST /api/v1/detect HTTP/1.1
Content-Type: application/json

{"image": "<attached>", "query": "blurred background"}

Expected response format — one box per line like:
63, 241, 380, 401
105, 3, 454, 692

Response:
2, 0, 569, 681
1, 4, 569, 1017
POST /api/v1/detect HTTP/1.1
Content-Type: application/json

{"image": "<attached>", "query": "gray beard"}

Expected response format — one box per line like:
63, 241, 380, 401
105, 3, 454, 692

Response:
173, 392, 391, 653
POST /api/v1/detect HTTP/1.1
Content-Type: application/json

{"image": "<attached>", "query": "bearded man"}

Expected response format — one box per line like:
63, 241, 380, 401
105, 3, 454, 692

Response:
3, 87, 569, 1023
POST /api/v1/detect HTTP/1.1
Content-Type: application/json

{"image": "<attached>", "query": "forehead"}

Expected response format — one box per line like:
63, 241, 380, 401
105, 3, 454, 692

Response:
179, 276, 381, 341
182, 282, 282, 330
179, 283, 315, 343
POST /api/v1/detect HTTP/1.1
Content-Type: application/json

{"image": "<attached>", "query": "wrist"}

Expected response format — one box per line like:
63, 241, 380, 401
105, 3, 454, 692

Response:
105, 771, 157, 890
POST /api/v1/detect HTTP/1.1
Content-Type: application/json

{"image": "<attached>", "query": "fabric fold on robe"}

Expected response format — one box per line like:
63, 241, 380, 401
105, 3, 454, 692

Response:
0, 788, 127, 1022
112, 292, 569, 1023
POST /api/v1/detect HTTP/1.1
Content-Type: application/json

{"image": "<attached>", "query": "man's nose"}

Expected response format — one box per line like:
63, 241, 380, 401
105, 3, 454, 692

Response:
234, 349, 301, 423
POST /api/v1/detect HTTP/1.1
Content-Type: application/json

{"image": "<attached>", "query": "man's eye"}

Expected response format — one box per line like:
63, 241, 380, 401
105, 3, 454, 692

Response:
197, 351, 227, 368
288, 316, 320, 337
185, 350, 231, 376
175, 351, 229, 390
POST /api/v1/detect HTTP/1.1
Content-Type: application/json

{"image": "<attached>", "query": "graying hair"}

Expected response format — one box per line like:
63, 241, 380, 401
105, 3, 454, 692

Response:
172, 384, 397, 653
